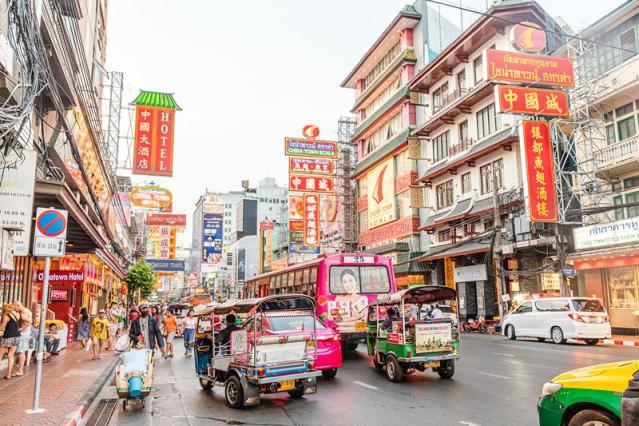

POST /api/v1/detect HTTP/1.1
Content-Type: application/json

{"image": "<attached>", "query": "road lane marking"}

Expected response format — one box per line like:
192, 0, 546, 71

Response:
477, 371, 511, 380
354, 380, 379, 390
493, 352, 514, 357
459, 421, 482, 426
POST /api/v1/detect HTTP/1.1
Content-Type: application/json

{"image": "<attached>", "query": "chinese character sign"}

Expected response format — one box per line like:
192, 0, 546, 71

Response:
486, 49, 574, 87
303, 194, 320, 247
289, 174, 334, 193
133, 105, 176, 176
495, 85, 569, 117
521, 121, 558, 222
289, 158, 334, 175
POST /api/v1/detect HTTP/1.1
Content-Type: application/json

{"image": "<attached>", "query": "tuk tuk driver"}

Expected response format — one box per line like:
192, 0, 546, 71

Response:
215, 313, 239, 351
381, 307, 400, 331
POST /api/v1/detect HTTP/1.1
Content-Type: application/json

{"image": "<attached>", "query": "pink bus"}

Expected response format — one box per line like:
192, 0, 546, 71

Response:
244, 253, 397, 350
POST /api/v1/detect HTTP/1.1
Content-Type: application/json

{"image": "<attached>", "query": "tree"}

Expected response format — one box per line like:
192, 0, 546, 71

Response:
125, 260, 155, 300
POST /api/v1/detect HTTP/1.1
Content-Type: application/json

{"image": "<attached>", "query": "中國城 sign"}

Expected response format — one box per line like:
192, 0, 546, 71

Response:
573, 217, 639, 250
495, 85, 569, 118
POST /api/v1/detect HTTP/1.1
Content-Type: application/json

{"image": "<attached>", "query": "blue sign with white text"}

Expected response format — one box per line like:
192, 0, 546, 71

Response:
202, 213, 223, 263
145, 259, 185, 272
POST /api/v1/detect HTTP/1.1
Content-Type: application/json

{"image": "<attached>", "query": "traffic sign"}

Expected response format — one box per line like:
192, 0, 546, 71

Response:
33, 208, 68, 257
561, 267, 578, 277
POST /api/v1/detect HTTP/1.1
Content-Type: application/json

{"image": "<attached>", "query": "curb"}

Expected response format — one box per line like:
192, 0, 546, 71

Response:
61, 356, 121, 426
602, 339, 639, 347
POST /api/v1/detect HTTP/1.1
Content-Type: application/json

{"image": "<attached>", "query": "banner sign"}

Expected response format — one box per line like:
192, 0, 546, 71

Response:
158, 225, 170, 259
289, 220, 304, 232
573, 217, 639, 250
289, 175, 334, 193
35, 270, 84, 283
133, 105, 176, 176
50, 289, 69, 301
303, 194, 320, 247
284, 138, 337, 158
486, 49, 574, 87
521, 121, 558, 222
130, 186, 173, 209
288, 243, 320, 254
289, 158, 334, 175
146, 259, 185, 272
367, 158, 396, 229
289, 196, 304, 221
237, 248, 246, 282
495, 85, 569, 117
202, 213, 223, 263
146, 213, 187, 226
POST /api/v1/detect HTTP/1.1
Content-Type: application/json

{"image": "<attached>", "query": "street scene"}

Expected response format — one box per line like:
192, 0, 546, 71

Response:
0, 1, 639, 425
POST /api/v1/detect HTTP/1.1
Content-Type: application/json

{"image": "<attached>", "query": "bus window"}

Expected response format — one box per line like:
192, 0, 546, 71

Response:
294, 270, 303, 292
310, 267, 317, 284
287, 272, 295, 292
329, 266, 391, 294
277, 274, 284, 290
360, 267, 391, 293
269, 276, 276, 290
302, 268, 310, 285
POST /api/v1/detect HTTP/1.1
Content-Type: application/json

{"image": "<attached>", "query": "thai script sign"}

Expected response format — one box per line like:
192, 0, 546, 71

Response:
284, 138, 337, 158
130, 186, 173, 209
303, 194, 320, 247
521, 121, 558, 222
145, 259, 185, 272
573, 217, 639, 250
366, 158, 396, 229
146, 213, 187, 226
495, 85, 569, 117
289, 175, 334, 193
486, 49, 574, 87
289, 158, 334, 175
133, 105, 176, 176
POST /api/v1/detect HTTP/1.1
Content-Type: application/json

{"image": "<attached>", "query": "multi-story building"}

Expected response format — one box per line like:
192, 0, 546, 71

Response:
562, 1, 639, 334
340, 2, 459, 276
409, 1, 564, 320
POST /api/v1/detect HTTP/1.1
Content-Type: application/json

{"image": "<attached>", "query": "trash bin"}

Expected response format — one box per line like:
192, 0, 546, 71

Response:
128, 376, 143, 397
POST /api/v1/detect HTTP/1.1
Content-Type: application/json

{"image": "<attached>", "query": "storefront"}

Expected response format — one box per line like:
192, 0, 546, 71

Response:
570, 218, 639, 335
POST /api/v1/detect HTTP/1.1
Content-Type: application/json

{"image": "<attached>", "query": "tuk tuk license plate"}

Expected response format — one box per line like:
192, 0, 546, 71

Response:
355, 321, 367, 332
279, 380, 295, 391
425, 361, 440, 368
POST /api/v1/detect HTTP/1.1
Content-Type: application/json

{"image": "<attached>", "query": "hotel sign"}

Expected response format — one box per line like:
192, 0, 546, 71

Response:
573, 217, 639, 250
495, 85, 569, 118
486, 49, 574, 87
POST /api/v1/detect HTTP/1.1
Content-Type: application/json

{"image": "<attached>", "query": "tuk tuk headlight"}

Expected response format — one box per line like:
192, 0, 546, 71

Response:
541, 382, 562, 396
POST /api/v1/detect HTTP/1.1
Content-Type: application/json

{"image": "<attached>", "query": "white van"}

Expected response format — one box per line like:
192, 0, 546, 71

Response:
501, 297, 611, 345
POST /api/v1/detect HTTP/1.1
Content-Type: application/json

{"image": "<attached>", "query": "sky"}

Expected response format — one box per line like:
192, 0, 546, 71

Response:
105, 0, 626, 247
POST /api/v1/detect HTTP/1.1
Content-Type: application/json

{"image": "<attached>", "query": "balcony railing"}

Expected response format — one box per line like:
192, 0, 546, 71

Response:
449, 138, 475, 156
594, 135, 639, 168
432, 88, 468, 114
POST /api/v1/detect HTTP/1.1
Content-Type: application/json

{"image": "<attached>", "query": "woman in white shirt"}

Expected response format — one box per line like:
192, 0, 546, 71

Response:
182, 309, 197, 357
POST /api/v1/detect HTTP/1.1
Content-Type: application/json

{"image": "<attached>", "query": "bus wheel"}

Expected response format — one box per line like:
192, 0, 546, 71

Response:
385, 355, 404, 382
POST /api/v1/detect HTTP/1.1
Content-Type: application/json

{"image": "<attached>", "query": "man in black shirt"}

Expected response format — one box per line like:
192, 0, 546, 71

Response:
215, 314, 239, 353
623, 369, 639, 426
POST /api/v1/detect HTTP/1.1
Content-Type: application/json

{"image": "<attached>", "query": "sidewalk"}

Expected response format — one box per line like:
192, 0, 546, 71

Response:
0, 342, 119, 426
602, 335, 639, 347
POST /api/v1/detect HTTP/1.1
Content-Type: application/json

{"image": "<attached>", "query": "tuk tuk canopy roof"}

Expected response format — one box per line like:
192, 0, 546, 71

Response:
194, 294, 315, 316
373, 285, 457, 306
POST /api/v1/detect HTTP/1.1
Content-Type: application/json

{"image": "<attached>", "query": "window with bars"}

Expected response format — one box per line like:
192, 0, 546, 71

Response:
480, 159, 503, 195
436, 180, 454, 209
476, 103, 500, 140
620, 28, 637, 62
432, 131, 450, 162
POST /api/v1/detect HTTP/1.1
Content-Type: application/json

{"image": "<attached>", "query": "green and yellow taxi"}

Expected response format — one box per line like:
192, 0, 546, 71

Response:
538, 360, 639, 426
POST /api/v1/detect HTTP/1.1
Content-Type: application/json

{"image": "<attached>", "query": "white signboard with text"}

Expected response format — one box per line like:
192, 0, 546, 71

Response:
33, 208, 68, 257
573, 218, 639, 250
454, 264, 488, 283
415, 323, 452, 353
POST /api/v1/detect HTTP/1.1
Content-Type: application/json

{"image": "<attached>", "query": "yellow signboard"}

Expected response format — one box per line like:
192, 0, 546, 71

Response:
444, 257, 455, 288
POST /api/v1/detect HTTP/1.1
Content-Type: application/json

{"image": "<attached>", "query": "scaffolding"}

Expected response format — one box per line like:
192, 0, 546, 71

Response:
102, 71, 123, 177
336, 116, 358, 252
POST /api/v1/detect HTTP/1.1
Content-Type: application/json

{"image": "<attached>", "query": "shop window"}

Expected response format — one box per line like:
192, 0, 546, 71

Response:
436, 180, 454, 209
433, 130, 450, 162
626, 191, 639, 218
618, 116, 637, 141
461, 172, 472, 194
605, 124, 616, 145
606, 266, 639, 309
613, 195, 625, 220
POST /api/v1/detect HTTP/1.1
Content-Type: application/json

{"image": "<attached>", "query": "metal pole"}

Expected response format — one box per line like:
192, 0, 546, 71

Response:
492, 165, 505, 319
29, 256, 50, 414
555, 223, 569, 297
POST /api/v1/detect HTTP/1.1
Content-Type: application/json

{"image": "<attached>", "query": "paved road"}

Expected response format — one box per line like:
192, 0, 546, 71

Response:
93, 334, 637, 426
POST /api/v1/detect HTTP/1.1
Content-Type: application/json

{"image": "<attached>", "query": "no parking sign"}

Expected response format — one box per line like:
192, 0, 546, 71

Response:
33, 208, 68, 257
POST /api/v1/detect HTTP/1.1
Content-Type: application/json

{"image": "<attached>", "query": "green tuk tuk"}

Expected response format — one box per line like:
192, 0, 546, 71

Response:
367, 285, 460, 382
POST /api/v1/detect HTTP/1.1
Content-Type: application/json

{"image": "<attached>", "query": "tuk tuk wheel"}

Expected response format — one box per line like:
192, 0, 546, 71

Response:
225, 376, 245, 409
437, 360, 455, 379
322, 369, 338, 379
373, 358, 384, 370
288, 387, 305, 399
199, 378, 214, 390
385, 355, 404, 382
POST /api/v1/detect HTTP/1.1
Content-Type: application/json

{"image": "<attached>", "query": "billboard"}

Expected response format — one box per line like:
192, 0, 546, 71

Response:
510, 22, 547, 53
367, 157, 396, 229
146, 259, 185, 272
495, 85, 568, 118
130, 186, 173, 209
237, 248, 246, 282
289, 158, 334, 175
289, 196, 304, 220
486, 49, 575, 87
520, 121, 558, 222
146, 213, 187, 226
303, 194, 320, 247
133, 105, 176, 176
289, 175, 334, 193
202, 213, 223, 263
158, 225, 170, 259
284, 138, 337, 158
289, 243, 320, 254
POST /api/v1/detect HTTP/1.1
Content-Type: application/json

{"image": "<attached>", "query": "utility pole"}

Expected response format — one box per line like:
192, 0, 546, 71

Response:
555, 223, 569, 297
492, 164, 505, 319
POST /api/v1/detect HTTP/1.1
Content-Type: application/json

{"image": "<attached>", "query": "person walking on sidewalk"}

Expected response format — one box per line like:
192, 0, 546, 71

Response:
0, 304, 21, 379
162, 310, 178, 359
77, 307, 90, 347
90, 309, 110, 360
13, 301, 32, 377
129, 304, 164, 357
183, 309, 196, 357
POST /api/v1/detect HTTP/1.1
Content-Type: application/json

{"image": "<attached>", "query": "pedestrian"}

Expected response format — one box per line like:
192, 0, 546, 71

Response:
622, 368, 639, 425
183, 309, 196, 357
107, 301, 119, 348
77, 307, 90, 347
117, 301, 126, 333
90, 309, 110, 360
13, 301, 32, 376
0, 304, 21, 379
162, 310, 178, 359
129, 304, 164, 357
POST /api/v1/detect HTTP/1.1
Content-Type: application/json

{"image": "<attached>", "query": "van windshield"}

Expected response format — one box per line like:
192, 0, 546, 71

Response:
571, 299, 605, 313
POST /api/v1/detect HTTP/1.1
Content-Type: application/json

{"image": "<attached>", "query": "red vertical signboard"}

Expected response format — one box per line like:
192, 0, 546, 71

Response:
154, 108, 175, 176
133, 106, 175, 176
133, 105, 154, 175
521, 121, 558, 222
303, 194, 320, 247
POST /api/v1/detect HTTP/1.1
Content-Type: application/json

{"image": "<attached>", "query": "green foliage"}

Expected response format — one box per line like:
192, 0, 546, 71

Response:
125, 260, 155, 299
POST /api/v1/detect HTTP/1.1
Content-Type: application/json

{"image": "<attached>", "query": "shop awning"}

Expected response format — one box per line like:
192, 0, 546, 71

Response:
414, 237, 492, 262
365, 242, 410, 255
34, 180, 107, 253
